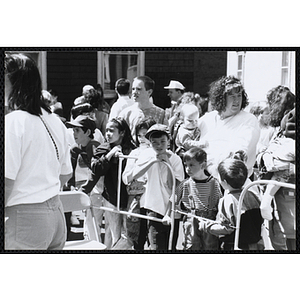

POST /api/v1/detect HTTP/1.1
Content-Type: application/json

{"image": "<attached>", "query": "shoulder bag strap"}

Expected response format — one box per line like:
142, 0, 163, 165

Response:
39, 115, 60, 161
188, 178, 196, 211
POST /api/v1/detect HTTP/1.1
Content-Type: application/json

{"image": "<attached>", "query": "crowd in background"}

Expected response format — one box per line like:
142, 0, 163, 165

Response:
4, 53, 296, 251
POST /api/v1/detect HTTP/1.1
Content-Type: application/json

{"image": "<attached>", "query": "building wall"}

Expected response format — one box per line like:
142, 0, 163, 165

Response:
193, 51, 227, 97
145, 50, 227, 109
145, 51, 194, 109
46, 50, 228, 117
47, 51, 97, 119
227, 51, 296, 106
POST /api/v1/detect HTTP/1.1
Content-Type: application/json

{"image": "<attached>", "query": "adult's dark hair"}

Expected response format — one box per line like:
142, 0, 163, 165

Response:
218, 158, 248, 190
266, 85, 295, 128
183, 147, 207, 164
71, 103, 94, 120
109, 117, 136, 153
208, 75, 249, 113
5, 53, 51, 116
280, 108, 295, 139
84, 88, 104, 110
135, 76, 155, 93
134, 117, 156, 146
115, 78, 130, 95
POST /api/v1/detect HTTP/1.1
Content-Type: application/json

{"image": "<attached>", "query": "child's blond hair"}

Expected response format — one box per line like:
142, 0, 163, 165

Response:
181, 103, 199, 118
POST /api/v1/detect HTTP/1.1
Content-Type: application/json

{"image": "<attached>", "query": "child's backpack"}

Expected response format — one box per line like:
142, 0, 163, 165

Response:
220, 207, 263, 249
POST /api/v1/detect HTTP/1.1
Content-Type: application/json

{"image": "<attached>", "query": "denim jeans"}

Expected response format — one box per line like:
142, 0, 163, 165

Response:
5, 195, 66, 250
125, 194, 142, 244
268, 187, 295, 250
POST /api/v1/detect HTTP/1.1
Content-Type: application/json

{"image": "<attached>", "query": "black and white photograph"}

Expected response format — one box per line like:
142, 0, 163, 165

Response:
2, 48, 297, 252
1, 2, 299, 299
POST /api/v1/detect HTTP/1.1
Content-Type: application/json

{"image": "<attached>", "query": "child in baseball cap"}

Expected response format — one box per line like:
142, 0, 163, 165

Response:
66, 115, 96, 141
132, 123, 185, 250
66, 115, 103, 240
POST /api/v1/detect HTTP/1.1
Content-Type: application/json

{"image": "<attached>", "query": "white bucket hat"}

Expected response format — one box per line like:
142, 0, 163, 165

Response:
164, 80, 185, 90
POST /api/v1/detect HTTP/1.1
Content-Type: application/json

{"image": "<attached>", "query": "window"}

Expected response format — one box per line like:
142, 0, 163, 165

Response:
97, 51, 145, 101
281, 51, 290, 86
237, 51, 245, 82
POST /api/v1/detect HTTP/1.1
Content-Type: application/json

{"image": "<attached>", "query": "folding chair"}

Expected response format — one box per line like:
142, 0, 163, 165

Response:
59, 191, 107, 250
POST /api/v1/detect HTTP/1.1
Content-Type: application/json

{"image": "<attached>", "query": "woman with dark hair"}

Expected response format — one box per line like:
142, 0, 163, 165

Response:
257, 86, 295, 250
266, 85, 295, 128
197, 76, 260, 179
81, 117, 136, 248
5, 53, 72, 250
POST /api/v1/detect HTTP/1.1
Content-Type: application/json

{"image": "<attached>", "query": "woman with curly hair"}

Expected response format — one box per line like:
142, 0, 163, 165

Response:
266, 85, 295, 129
197, 76, 260, 178
256, 86, 295, 250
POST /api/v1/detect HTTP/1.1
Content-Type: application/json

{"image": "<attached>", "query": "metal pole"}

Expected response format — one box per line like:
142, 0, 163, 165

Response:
116, 155, 176, 250
174, 209, 217, 223
116, 156, 124, 211
92, 205, 164, 223
234, 180, 295, 250
162, 161, 176, 251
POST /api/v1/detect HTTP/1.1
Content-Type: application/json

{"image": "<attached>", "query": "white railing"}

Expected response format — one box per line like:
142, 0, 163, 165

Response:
92, 154, 177, 251
234, 180, 295, 250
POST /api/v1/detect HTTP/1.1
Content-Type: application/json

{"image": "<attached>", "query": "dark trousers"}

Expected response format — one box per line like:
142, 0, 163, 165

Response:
135, 208, 148, 250
147, 210, 171, 250
135, 209, 179, 251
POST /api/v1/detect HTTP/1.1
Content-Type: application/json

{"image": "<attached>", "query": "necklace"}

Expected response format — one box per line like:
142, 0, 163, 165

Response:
39, 115, 60, 161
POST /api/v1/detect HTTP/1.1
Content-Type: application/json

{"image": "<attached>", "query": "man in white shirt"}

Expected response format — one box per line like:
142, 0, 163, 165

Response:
164, 80, 185, 122
109, 78, 134, 120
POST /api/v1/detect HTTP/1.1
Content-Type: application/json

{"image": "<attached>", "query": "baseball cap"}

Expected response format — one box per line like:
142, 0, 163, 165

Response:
145, 124, 170, 140
164, 80, 185, 90
66, 115, 96, 133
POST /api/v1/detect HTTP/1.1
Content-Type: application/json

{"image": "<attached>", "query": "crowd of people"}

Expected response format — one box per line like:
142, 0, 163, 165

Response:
4, 53, 296, 251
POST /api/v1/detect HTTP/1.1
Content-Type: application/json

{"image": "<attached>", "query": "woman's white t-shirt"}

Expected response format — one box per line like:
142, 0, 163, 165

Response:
5, 109, 72, 207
